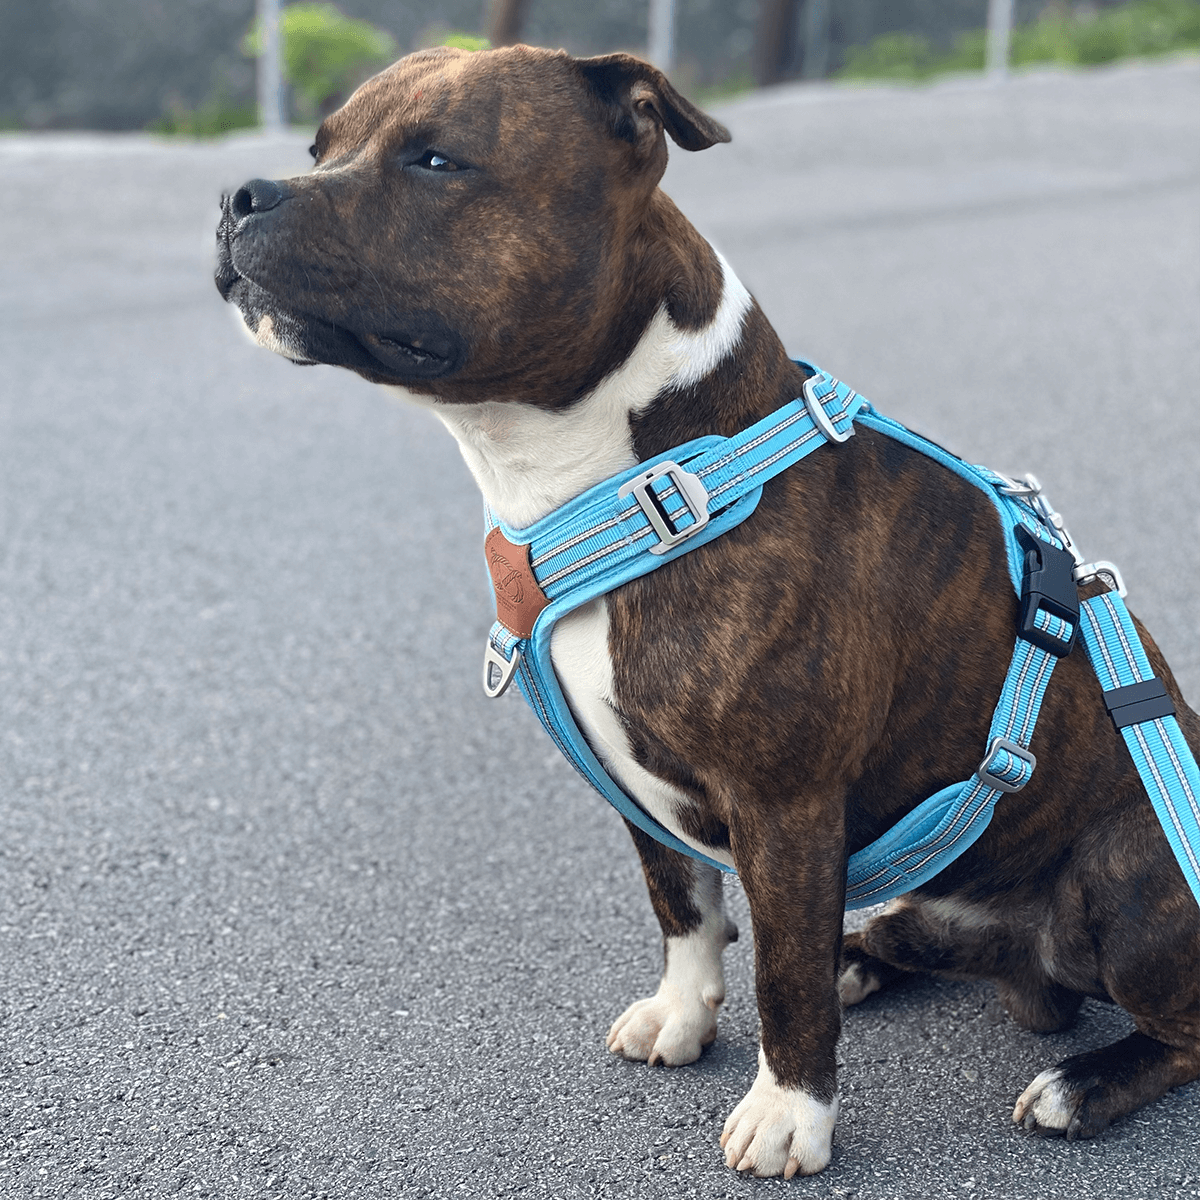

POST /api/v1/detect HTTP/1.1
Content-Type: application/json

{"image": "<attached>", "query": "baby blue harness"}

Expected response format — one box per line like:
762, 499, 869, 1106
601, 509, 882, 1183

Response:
481, 363, 1200, 910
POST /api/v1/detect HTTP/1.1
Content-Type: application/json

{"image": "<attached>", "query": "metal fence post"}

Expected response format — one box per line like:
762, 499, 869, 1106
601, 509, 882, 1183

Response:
801, 0, 832, 79
258, 0, 284, 131
648, 0, 676, 72
986, 0, 1013, 80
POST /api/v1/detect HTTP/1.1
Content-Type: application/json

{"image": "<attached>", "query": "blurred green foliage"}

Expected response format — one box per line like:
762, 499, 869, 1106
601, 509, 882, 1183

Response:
840, 0, 1200, 81
148, 9, 487, 137
148, 95, 258, 138
433, 31, 491, 51
243, 2, 399, 119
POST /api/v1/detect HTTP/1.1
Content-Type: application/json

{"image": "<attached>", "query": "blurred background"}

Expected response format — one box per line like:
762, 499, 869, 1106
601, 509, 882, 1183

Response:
1, 0, 1197, 133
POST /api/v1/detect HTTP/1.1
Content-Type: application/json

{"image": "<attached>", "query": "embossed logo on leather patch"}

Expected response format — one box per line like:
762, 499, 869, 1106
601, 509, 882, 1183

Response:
485, 527, 549, 640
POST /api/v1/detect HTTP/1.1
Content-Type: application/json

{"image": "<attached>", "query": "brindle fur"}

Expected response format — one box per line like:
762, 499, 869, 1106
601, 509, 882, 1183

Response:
216, 44, 1200, 1162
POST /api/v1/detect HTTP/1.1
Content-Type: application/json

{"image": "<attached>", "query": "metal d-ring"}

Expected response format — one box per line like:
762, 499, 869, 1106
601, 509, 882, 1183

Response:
482, 641, 521, 699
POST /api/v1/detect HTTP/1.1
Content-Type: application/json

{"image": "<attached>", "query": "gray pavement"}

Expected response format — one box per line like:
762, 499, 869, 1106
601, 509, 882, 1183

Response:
1, 57, 1198, 1200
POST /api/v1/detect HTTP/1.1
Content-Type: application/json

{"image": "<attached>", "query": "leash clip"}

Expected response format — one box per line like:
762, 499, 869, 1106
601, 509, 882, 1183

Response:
803, 375, 855, 444
1074, 559, 1128, 598
618, 462, 710, 555
1000, 473, 1083, 565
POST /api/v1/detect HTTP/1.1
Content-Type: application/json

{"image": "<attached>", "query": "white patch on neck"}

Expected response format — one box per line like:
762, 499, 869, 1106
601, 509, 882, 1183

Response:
386, 249, 751, 529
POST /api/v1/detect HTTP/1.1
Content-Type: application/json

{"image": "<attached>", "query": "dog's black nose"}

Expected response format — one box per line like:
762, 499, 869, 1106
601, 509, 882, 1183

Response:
230, 178, 289, 220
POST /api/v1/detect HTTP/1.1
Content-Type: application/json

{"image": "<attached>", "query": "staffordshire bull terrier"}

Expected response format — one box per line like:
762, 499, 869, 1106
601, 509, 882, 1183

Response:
215, 45, 1200, 1177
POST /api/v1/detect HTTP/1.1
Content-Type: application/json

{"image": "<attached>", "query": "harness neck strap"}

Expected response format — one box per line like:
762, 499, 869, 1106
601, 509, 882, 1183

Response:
485, 365, 865, 645
481, 363, 864, 870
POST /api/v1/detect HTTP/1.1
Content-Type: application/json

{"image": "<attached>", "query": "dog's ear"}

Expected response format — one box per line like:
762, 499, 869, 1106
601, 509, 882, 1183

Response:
574, 53, 731, 156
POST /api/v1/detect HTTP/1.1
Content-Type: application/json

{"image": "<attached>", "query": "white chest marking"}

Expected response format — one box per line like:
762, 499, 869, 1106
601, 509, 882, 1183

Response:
388, 251, 751, 860
551, 598, 735, 868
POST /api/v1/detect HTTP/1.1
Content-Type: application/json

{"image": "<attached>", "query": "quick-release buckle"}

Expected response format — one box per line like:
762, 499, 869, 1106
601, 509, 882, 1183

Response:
1015, 526, 1079, 657
977, 736, 1037, 793
617, 461, 711, 555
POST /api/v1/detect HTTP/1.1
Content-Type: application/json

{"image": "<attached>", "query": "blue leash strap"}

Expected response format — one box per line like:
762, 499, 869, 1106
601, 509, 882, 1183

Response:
1078, 591, 1200, 904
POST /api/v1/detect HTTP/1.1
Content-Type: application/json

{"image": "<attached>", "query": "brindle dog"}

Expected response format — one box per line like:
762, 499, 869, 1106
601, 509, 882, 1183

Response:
215, 45, 1200, 1177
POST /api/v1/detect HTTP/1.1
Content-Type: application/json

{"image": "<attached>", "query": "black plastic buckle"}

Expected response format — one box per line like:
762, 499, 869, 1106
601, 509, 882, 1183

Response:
1103, 678, 1176, 731
1015, 526, 1079, 658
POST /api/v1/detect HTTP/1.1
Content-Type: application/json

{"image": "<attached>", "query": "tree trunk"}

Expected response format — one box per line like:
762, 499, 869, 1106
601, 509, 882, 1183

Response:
753, 0, 800, 86
487, 0, 532, 47
801, 0, 832, 79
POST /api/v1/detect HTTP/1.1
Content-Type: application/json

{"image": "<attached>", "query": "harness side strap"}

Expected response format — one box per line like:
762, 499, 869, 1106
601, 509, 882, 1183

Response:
844, 606, 1064, 908
1078, 591, 1200, 905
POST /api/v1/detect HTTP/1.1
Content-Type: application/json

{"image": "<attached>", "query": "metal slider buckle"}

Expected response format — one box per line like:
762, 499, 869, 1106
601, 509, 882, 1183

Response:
617, 461, 710, 555
803, 376, 855, 444
977, 737, 1037, 793
482, 641, 521, 699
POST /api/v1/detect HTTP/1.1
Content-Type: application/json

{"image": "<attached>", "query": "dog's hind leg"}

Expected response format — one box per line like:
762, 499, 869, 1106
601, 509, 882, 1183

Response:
838, 932, 908, 1007
606, 822, 737, 1066
1015, 850, 1200, 1137
1013, 1026, 1200, 1139
840, 897, 1084, 1031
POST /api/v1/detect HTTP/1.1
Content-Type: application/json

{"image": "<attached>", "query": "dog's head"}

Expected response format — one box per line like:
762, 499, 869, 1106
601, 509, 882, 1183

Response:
215, 45, 729, 406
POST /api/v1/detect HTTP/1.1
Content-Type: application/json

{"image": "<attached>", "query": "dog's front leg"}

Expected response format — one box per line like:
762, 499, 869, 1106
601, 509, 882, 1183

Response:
606, 821, 737, 1066
720, 801, 843, 1178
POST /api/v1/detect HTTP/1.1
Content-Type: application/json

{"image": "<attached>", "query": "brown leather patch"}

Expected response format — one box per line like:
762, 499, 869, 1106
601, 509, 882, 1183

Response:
485, 527, 550, 640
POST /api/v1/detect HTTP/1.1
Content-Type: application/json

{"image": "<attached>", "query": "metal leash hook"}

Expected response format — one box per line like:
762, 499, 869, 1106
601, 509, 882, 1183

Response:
999, 473, 1127, 597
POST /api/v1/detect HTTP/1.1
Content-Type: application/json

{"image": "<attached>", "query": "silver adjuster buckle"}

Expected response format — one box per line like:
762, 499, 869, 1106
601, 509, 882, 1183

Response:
803, 376, 855, 444
483, 641, 521, 699
977, 737, 1037, 794
617, 462, 710, 555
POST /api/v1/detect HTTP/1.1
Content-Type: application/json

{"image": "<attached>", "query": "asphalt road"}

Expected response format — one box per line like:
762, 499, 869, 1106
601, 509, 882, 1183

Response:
1, 57, 1198, 1200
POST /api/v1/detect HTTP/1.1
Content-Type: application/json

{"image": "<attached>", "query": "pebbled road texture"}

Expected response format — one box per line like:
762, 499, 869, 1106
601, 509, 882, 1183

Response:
1, 58, 1198, 1200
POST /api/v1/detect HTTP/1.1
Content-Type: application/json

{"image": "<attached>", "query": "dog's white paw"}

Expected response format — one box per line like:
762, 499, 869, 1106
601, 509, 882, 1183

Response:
607, 920, 729, 1066
720, 1049, 838, 1178
606, 990, 718, 1065
837, 960, 882, 1007
1012, 1068, 1076, 1133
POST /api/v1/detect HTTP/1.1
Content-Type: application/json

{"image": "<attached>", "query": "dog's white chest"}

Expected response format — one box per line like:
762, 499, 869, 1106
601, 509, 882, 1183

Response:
549, 597, 735, 869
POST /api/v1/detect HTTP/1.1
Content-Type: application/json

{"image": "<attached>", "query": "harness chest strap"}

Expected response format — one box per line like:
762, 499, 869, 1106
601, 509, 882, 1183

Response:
479, 363, 1200, 908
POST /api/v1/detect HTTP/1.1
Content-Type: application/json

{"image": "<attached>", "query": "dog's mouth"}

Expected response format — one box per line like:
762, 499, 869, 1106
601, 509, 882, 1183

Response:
215, 195, 468, 383
217, 263, 466, 383
357, 328, 462, 376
